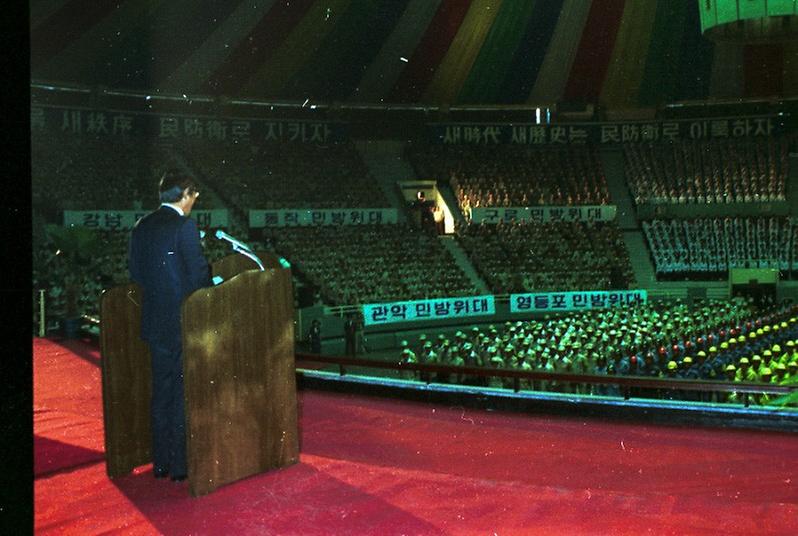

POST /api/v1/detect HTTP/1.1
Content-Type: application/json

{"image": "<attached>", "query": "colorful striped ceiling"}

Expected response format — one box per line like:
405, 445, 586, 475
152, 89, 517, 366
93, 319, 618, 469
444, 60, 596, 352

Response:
30, 0, 798, 105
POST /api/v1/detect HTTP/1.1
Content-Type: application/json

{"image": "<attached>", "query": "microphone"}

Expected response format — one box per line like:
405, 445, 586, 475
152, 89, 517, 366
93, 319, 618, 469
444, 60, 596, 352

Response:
215, 230, 252, 252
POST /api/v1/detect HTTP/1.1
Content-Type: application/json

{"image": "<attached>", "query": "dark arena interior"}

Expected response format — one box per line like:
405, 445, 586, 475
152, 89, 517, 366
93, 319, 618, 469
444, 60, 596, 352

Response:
28, 1, 798, 534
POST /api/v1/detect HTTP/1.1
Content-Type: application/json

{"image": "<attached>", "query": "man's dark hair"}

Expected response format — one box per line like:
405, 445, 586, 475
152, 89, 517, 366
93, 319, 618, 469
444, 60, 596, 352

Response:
158, 169, 198, 203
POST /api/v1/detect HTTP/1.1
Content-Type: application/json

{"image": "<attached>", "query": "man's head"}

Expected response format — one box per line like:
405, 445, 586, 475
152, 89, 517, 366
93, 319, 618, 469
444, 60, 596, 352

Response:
159, 169, 200, 216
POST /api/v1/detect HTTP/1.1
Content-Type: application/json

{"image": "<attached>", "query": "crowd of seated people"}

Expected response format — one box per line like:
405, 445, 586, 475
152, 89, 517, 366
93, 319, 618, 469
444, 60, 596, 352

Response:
399, 297, 797, 404
643, 216, 796, 278
264, 225, 476, 306
180, 140, 389, 211
33, 230, 131, 324
406, 144, 609, 217
31, 221, 472, 328
456, 220, 634, 294
32, 226, 240, 329
624, 137, 788, 205
31, 131, 183, 221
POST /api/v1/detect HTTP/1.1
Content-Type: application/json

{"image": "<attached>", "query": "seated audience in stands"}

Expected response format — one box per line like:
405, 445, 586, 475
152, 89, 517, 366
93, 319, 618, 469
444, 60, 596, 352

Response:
624, 137, 788, 205
180, 140, 389, 210
31, 130, 184, 220
643, 216, 796, 278
456, 219, 634, 294
265, 224, 476, 305
406, 144, 609, 218
33, 228, 236, 322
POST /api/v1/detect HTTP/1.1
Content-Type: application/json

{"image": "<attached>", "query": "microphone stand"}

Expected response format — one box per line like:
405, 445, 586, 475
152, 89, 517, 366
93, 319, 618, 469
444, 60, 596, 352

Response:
213, 229, 266, 271
232, 244, 265, 272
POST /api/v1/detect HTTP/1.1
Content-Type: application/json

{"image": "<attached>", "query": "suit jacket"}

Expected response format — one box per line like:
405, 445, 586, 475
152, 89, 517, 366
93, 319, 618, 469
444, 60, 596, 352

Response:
128, 206, 211, 346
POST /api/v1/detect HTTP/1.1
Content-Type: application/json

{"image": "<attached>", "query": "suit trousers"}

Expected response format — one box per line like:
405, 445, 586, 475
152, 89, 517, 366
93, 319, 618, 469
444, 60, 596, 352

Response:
148, 341, 187, 477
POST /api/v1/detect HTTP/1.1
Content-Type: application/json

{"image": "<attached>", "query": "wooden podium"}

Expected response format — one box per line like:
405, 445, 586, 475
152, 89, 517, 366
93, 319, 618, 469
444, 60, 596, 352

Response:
100, 252, 298, 496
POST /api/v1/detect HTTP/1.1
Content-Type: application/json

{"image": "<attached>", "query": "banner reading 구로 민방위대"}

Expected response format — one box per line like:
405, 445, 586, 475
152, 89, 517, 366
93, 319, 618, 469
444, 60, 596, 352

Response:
470, 205, 616, 224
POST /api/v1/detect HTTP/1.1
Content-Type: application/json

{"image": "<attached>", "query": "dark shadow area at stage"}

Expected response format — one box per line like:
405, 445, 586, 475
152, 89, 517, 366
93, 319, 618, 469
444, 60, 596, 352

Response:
34, 433, 105, 477
110, 462, 444, 535
49, 337, 101, 368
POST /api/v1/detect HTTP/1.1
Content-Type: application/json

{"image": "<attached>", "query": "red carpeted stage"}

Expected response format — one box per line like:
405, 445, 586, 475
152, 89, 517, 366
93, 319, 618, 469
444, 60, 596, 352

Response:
34, 338, 798, 535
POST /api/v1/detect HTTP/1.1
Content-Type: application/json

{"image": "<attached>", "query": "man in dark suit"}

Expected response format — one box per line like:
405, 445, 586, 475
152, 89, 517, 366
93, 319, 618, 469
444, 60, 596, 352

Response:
128, 169, 211, 482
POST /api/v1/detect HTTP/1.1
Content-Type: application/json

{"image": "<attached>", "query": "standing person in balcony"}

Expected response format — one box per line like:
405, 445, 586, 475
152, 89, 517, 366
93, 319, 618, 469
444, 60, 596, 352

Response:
308, 319, 322, 354
343, 313, 357, 357
433, 204, 445, 235
128, 169, 211, 483
355, 312, 368, 355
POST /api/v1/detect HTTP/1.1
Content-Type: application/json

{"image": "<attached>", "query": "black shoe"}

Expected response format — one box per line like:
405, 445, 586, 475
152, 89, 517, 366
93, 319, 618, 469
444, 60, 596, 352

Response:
170, 474, 187, 482
154, 469, 169, 479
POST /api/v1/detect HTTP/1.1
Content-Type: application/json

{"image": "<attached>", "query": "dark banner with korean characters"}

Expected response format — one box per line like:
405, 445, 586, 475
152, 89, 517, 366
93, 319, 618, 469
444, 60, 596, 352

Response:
430, 115, 782, 145
32, 105, 346, 144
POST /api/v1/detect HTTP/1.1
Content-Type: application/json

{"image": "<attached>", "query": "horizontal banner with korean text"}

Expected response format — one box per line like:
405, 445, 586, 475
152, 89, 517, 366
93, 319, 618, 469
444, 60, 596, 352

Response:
510, 290, 647, 313
363, 296, 496, 326
249, 208, 398, 227
32, 105, 346, 143
471, 205, 616, 224
63, 209, 228, 230
430, 115, 781, 145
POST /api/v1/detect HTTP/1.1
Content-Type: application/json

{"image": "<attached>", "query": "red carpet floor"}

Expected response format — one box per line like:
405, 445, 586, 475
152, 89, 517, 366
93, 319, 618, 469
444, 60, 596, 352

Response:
34, 338, 798, 535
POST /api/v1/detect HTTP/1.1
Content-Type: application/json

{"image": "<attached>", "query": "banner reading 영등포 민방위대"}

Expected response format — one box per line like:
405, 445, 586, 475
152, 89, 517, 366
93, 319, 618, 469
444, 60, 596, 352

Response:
509, 290, 647, 313
363, 295, 496, 326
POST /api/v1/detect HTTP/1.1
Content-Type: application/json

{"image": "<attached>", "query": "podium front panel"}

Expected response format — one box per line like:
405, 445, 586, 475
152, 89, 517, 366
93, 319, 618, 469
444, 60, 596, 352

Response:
182, 265, 299, 496
100, 284, 153, 477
